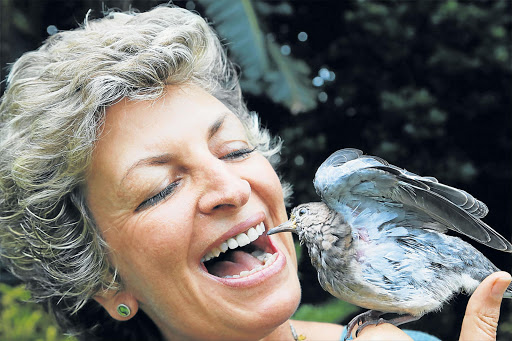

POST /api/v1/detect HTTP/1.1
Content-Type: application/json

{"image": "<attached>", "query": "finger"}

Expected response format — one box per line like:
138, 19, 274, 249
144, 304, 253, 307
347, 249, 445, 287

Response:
459, 271, 512, 341
354, 323, 413, 340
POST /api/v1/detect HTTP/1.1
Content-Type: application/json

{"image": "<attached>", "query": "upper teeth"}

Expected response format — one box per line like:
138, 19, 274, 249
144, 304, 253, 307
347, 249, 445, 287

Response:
201, 222, 265, 263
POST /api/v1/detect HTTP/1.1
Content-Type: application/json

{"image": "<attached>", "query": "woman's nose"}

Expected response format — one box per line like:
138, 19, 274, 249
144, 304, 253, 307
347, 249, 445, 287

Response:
197, 159, 251, 214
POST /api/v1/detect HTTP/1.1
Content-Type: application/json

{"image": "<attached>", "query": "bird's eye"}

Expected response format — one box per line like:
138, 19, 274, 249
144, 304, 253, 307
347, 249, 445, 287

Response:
298, 207, 308, 216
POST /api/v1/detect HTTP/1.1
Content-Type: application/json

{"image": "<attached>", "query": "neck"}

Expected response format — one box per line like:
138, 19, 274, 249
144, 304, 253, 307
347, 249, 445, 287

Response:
259, 320, 295, 341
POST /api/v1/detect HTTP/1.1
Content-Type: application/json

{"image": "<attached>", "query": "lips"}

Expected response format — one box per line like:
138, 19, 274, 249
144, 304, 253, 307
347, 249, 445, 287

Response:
200, 217, 280, 280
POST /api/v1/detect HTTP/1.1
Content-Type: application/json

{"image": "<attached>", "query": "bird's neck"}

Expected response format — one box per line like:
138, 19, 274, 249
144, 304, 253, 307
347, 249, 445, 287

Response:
307, 211, 354, 271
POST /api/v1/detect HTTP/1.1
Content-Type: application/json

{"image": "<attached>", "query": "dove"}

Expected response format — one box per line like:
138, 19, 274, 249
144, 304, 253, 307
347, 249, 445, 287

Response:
268, 148, 512, 340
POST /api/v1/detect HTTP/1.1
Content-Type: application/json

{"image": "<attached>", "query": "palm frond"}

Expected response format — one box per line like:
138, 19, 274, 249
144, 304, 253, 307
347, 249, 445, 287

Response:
197, 0, 317, 113
198, 0, 268, 82
266, 40, 318, 114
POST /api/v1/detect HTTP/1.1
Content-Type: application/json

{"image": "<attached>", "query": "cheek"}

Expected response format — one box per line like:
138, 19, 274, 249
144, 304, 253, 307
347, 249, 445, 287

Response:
248, 155, 297, 265
279, 232, 298, 269
249, 155, 287, 218
106, 207, 194, 285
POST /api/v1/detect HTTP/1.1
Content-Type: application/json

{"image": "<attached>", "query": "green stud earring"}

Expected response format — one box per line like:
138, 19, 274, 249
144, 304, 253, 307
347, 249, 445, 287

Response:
117, 303, 131, 317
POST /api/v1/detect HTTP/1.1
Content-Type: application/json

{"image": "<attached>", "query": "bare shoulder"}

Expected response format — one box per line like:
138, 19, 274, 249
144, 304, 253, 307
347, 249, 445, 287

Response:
355, 324, 413, 340
290, 320, 344, 340
290, 320, 414, 341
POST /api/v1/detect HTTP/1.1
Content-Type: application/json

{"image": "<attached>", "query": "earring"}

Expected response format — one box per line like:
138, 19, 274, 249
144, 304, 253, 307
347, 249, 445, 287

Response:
117, 303, 131, 317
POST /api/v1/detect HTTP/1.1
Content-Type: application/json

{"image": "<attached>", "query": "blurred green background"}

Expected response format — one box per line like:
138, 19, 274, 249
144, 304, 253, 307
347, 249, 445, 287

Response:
0, 0, 511, 340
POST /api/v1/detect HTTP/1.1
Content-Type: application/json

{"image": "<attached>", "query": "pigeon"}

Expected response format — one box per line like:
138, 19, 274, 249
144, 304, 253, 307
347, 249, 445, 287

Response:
268, 148, 512, 340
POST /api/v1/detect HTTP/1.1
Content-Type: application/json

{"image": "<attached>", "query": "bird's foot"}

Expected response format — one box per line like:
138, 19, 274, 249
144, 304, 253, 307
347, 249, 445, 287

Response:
344, 310, 383, 341
344, 310, 420, 341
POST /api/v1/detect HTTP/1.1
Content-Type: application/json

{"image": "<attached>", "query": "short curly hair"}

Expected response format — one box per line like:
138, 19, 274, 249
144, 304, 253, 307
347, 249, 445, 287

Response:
0, 5, 287, 339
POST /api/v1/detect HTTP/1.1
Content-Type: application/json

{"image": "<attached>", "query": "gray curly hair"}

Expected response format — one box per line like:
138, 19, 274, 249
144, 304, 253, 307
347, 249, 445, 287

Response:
0, 5, 287, 337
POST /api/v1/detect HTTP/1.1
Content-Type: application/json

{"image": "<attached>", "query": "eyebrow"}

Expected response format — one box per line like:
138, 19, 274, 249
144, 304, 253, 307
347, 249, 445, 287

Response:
208, 113, 227, 140
120, 153, 172, 186
120, 113, 228, 186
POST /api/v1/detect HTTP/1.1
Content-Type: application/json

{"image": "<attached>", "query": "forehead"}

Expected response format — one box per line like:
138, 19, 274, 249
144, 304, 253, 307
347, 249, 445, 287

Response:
102, 85, 238, 134
96, 84, 246, 150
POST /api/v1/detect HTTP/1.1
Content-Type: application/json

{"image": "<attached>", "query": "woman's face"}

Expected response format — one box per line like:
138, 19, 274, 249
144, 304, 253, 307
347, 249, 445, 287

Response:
86, 84, 301, 340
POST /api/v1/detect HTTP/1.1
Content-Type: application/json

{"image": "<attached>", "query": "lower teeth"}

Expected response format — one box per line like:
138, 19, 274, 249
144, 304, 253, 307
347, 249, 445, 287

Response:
223, 252, 277, 279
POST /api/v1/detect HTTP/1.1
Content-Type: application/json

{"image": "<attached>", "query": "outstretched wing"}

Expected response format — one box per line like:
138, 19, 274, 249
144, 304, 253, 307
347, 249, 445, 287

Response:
313, 148, 512, 252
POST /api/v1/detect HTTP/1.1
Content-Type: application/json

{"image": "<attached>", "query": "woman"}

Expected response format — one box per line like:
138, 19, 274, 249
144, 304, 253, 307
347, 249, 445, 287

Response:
0, 5, 509, 340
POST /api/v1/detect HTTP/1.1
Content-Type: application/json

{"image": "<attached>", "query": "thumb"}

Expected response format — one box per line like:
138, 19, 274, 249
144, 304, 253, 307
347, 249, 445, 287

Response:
459, 271, 511, 341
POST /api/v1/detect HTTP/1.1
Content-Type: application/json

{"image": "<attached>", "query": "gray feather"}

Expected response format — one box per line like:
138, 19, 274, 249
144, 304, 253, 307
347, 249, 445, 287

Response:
314, 149, 512, 253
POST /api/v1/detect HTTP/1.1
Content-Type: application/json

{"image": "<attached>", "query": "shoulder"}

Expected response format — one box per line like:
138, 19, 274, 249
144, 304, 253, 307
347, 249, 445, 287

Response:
291, 320, 440, 341
400, 330, 441, 341
340, 324, 441, 341
290, 320, 344, 340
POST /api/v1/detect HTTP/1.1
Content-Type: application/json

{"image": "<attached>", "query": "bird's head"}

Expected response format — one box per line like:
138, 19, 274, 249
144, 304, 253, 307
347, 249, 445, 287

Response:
267, 202, 332, 246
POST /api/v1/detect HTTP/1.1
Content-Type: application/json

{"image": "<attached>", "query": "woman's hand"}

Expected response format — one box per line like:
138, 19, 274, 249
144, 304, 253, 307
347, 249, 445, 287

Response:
459, 271, 511, 340
353, 271, 511, 341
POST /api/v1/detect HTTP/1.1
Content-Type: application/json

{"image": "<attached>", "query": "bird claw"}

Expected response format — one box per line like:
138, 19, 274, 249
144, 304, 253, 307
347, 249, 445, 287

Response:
344, 310, 382, 341
344, 310, 420, 341
355, 318, 386, 337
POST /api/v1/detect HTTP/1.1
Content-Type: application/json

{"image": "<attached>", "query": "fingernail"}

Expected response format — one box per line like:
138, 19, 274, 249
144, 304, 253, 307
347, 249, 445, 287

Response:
491, 272, 512, 299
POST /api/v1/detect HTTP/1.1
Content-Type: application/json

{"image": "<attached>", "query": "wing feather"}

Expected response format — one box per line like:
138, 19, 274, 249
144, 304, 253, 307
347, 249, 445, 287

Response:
393, 178, 511, 252
313, 148, 512, 252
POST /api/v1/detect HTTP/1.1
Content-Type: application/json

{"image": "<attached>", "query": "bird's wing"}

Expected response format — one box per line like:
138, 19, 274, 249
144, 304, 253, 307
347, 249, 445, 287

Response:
372, 165, 489, 218
314, 148, 384, 197
314, 149, 512, 252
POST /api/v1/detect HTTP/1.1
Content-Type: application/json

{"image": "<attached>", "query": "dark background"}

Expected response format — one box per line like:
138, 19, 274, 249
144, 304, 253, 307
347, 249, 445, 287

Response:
1, 0, 511, 339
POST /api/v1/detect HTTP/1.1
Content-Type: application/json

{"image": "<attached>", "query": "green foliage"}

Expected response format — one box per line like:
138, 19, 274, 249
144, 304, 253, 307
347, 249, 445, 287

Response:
198, 0, 269, 82
501, 312, 512, 336
274, 0, 511, 201
294, 241, 303, 266
0, 283, 76, 341
197, 0, 317, 113
265, 39, 317, 114
293, 298, 360, 324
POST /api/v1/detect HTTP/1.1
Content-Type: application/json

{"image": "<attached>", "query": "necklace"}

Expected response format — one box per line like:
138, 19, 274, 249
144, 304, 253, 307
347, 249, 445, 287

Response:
289, 322, 307, 341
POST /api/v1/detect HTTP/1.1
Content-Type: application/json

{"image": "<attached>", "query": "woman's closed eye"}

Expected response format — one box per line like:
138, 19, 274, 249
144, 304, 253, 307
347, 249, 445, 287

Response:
220, 147, 256, 160
136, 181, 180, 211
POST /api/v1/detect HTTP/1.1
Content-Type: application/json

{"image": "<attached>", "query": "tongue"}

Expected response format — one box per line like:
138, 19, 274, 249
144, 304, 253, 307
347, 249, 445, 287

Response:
208, 251, 263, 278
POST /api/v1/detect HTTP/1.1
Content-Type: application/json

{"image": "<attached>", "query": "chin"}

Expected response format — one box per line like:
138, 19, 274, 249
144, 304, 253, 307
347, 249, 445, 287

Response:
237, 273, 302, 339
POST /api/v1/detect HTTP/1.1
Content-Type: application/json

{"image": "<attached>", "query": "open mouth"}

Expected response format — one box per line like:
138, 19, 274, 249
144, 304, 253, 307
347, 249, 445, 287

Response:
201, 222, 278, 279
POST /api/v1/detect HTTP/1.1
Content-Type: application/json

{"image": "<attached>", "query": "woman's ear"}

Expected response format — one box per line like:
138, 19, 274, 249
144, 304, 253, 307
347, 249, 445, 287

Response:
94, 290, 139, 321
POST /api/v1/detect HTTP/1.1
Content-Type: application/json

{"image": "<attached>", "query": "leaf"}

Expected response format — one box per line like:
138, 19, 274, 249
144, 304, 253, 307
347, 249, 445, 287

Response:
255, 2, 293, 16
293, 298, 360, 323
0, 283, 77, 341
266, 40, 317, 114
198, 0, 268, 81
198, 0, 317, 113
294, 241, 303, 265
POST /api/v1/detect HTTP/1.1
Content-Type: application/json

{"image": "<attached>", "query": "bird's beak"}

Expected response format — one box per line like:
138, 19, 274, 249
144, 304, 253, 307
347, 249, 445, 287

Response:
267, 215, 297, 235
